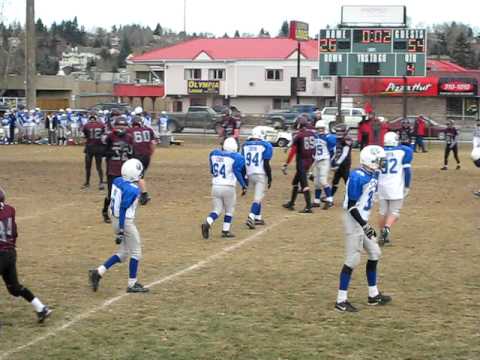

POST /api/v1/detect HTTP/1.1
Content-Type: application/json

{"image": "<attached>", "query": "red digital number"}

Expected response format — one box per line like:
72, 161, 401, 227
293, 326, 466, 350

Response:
383, 30, 392, 44
374, 30, 383, 43
320, 38, 336, 52
362, 30, 370, 44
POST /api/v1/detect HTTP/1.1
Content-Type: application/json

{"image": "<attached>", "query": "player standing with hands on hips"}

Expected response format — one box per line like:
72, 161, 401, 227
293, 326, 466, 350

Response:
335, 145, 391, 312
0, 187, 52, 322
242, 127, 273, 229
89, 159, 149, 293
441, 120, 461, 170
377, 132, 413, 246
202, 137, 247, 239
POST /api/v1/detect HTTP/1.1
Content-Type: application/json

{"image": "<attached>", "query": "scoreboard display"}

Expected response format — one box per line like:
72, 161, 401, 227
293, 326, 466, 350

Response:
318, 28, 427, 77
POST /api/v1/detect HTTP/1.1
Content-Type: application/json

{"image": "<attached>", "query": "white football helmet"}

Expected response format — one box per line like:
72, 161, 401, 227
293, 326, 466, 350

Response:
360, 145, 386, 171
315, 120, 327, 134
251, 126, 266, 140
223, 137, 238, 152
134, 106, 143, 115
384, 131, 399, 147
121, 159, 144, 182
471, 147, 480, 167
66, 108, 72, 113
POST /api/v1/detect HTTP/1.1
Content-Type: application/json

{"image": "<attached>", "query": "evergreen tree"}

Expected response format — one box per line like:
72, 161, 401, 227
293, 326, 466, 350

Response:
222, 32, 229, 38
118, 33, 132, 68
451, 32, 474, 68
279, 20, 289, 37
153, 23, 163, 36
234, 30, 240, 38
35, 18, 46, 33
259, 28, 265, 37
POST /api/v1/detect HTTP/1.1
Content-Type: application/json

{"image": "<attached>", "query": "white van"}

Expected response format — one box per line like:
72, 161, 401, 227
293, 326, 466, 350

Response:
320, 107, 366, 130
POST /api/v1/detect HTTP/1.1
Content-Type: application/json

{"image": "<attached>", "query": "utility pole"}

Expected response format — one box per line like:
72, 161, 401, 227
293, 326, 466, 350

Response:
25, 0, 36, 109
183, 0, 186, 35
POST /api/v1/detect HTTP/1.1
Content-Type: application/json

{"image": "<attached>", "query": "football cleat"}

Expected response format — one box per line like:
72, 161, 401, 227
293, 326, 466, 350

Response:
37, 306, 52, 323
474, 191, 480, 198
335, 301, 358, 313
440, 166, 448, 170
127, 282, 149, 293
322, 201, 334, 210
139, 192, 151, 206
98, 182, 105, 191
456, 164, 461, 170
255, 219, 265, 226
368, 293, 392, 306
221, 231, 235, 238
81, 183, 90, 189
298, 207, 313, 214
89, 269, 102, 292
246, 217, 256, 229
102, 211, 111, 224
201, 222, 210, 240
312, 202, 321, 208
282, 202, 295, 211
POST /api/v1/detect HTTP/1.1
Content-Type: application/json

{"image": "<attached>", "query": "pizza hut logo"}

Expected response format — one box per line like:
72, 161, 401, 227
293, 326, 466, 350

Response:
384, 82, 433, 94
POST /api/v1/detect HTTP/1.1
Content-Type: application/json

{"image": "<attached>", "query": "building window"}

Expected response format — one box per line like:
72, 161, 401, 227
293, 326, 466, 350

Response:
311, 69, 321, 81
209, 69, 225, 80
272, 98, 290, 110
446, 97, 462, 116
185, 68, 202, 80
266, 69, 283, 81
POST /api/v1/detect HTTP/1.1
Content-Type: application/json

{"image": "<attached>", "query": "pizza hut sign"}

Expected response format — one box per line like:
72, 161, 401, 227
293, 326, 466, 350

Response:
438, 77, 477, 96
385, 82, 433, 94
371, 77, 438, 97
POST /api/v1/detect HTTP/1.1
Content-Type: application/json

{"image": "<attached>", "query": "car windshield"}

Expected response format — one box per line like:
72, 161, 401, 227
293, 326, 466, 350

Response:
323, 108, 337, 115
292, 105, 314, 112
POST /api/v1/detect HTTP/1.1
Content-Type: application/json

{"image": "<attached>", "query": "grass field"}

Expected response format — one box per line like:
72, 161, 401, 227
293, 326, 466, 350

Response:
0, 140, 479, 360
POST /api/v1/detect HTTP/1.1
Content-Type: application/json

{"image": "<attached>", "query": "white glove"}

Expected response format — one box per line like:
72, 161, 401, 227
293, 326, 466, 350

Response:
404, 188, 410, 198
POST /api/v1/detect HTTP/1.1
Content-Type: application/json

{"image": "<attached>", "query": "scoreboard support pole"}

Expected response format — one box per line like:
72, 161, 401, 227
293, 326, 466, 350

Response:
296, 41, 301, 104
402, 76, 408, 118
336, 76, 343, 124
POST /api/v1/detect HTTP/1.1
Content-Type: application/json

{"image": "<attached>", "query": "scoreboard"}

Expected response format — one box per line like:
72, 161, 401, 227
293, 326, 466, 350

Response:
318, 28, 427, 77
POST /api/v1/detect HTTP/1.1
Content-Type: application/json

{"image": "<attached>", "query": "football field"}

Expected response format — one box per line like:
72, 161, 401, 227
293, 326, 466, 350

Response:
0, 140, 479, 360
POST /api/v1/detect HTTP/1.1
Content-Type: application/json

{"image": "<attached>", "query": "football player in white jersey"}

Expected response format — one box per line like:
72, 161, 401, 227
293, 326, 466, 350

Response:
335, 145, 391, 312
202, 137, 247, 239
312, 120, 337, 209
89, 159, 149, 293
377, 132, 413, 246
242, 127, 273, 229
471, 146, 480, 198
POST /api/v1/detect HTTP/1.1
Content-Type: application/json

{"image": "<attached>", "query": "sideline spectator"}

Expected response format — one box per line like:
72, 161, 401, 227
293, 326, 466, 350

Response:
219, 108, 241, 145
441, 120, 460, 170
414, 115, 428, 152
397, 119, 414, 149
358, 114, 371, 149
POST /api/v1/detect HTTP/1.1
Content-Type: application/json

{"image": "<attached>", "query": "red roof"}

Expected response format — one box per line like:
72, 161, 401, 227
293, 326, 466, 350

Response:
427, 60, 467, 72
131, 38, 319, 61
113, 84, 164, 97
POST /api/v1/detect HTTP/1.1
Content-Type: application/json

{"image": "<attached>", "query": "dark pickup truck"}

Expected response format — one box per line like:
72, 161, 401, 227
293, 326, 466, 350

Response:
265, 104, 318, 129
166, 106, 224, 133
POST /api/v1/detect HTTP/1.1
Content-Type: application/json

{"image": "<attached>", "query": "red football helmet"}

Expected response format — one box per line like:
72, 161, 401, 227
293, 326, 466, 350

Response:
295, 115, 309, 130
132, 116, 143, 127
113, 116, 129, 135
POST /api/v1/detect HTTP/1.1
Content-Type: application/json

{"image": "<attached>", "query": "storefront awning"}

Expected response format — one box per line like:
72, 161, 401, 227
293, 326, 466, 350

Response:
113, 84, 165, 98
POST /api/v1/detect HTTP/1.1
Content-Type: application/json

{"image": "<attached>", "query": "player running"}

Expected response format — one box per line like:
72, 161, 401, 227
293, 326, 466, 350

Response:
312, 120, 336, 209
128, 116, 157, 205
335, 145, 391, 312
201, 137, 247, 239
102, 116, 133, 223
242, 127, 273, 229
282, 116, 316, 213
89, 159, 149, 293
330, 124, 353, 202
377, 132, 413, 246
0, 187, 52, 322
82, 115, 106, 190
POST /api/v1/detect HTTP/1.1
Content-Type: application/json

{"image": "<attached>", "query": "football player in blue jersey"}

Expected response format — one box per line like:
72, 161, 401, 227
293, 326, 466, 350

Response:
89, 159, 149, 293
377, 132, 413, 246
312, 120, 337, 209
242, 127, 273, 229
202, 137, 247, 239
335, 145, 391, 312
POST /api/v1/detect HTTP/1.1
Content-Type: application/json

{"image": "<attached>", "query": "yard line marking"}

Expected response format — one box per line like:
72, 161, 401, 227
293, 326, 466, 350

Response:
0, 216, 290, 359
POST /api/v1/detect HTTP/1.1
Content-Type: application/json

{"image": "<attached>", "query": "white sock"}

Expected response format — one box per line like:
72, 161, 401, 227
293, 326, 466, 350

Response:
326, 196, 333, 202
248, 213, 255, 220
337, 290, 348, 303
255, 215, 262, 220
97, 265, 107, 277
206, 217, 214, 226
31, 297, 45, 312
222, 222, 231, 232
368, 286, 379, 298
128, 278, 137, 288
313, 199, 321, 204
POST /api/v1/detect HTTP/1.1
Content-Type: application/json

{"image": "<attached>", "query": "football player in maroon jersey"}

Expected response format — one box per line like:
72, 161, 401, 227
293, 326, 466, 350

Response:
282, 116, 316, 213
101, 117, 133, 223
0, 187, 52, 323
128, 116, 157, 205
82, 115, 106, 190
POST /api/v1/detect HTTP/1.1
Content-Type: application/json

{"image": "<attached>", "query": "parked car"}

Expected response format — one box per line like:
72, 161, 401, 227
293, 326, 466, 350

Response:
265, 104, 318, 129
92, 102, 131, 113
166, 106, 223, 133
251, 125, 292, 147
212, 105, 244, 118
321, 107, 366, 131
387, 115, 446, 139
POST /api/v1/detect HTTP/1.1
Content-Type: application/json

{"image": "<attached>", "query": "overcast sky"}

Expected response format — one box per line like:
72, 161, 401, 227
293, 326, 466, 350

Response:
2, 0, 479, 35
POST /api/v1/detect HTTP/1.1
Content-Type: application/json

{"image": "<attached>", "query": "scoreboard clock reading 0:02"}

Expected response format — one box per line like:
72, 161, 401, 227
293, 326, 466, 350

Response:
318, 28, 427, 77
